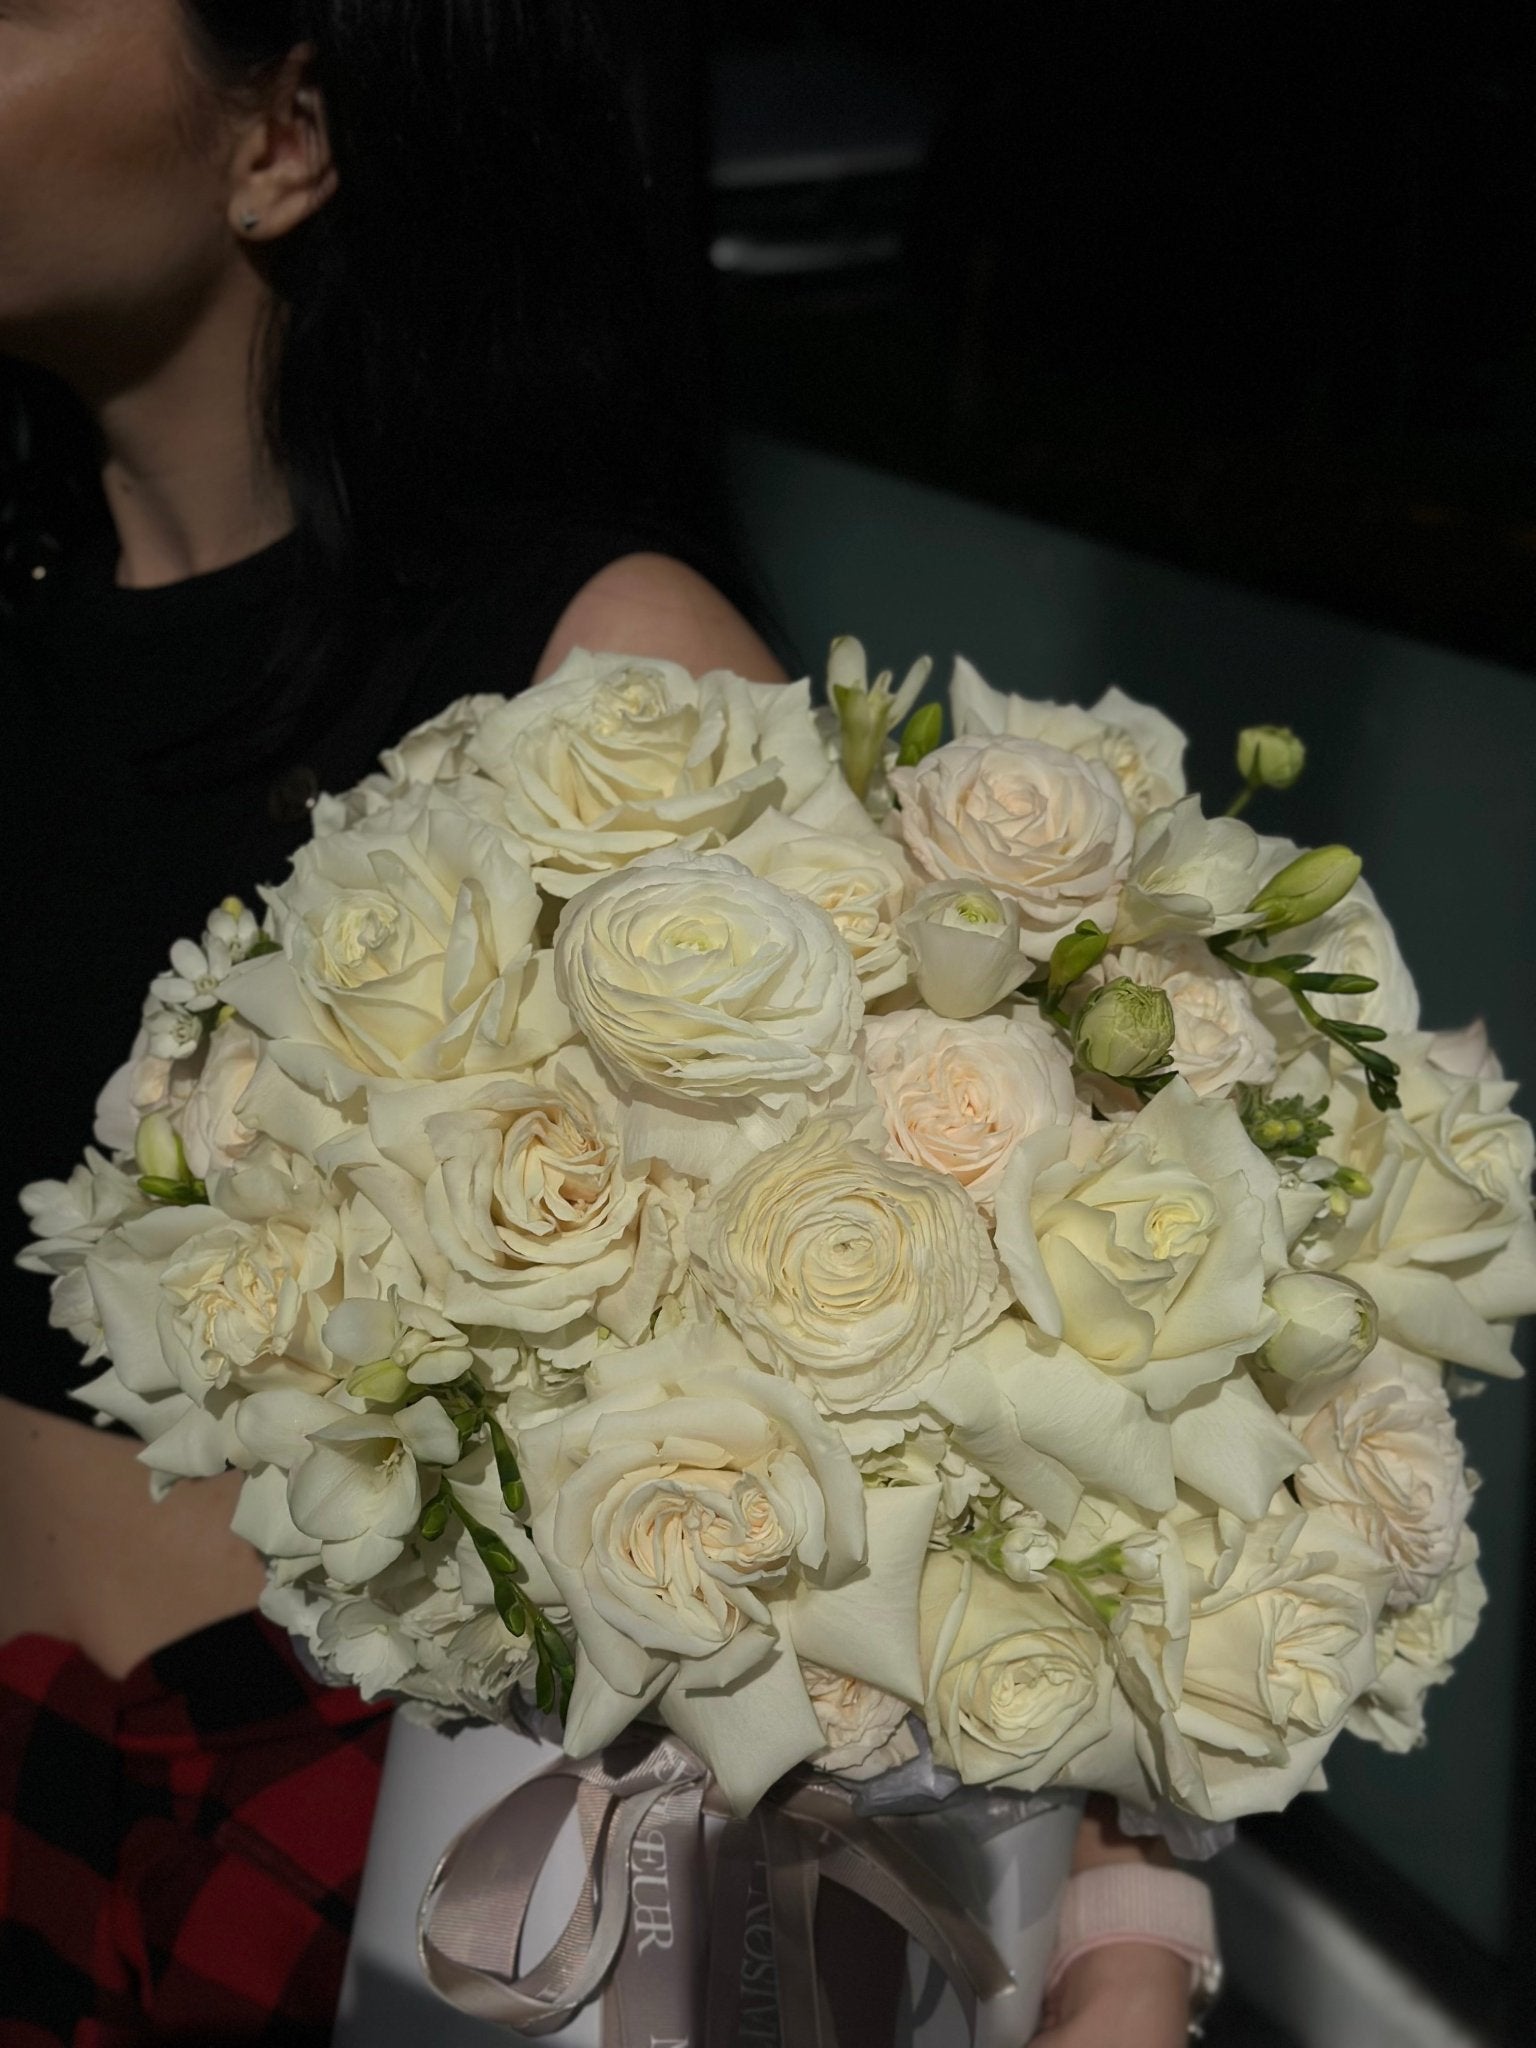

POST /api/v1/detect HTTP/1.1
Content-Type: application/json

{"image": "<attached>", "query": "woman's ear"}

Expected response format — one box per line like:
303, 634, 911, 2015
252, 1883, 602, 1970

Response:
227, 46, 337, 243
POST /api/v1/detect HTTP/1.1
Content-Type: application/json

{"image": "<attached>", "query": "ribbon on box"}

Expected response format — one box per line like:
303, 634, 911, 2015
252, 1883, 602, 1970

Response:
418, 1734, 1020, 2046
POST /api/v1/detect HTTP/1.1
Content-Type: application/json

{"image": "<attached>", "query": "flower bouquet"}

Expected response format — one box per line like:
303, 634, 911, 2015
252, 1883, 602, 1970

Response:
21, 643, 1534, 2043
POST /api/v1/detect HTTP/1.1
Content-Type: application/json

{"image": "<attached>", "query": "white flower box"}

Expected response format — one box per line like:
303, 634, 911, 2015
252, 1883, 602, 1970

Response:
334, 1714, 1080, 2048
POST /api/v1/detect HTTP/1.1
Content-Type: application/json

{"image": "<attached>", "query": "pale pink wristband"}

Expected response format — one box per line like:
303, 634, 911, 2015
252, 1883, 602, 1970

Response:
1045, 1865, 1222, 2025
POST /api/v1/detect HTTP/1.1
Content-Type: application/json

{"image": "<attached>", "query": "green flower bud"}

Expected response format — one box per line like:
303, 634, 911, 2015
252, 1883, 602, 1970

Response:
1072, 978, 1176, 1079
895, 701, 944, 767
1259, 1270, 1377, 1385
1046, 920, 1110, 1003
1237, 724, 1306, 791
345, 1358, 412, 1405
134, 1112, 187, 1184
1246, 845, 1361, 933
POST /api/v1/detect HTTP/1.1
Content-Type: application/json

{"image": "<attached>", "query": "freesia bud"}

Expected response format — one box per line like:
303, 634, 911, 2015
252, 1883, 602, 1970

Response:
1046, 920, 1110, 1003
1259, 1270, 1378, 1385
345, 1358, 412, 1405
999, 1516, 1058, 1582
1072, 978, 1175, 1079
134, 1112, 186, 1184
1246, 845, 1361, 932
1237, 725, 1306, 791
897, 882, 1029, 1018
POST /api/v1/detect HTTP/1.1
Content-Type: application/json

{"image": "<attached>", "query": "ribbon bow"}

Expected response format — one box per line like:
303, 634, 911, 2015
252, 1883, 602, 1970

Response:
419, 1734, 1021, 2047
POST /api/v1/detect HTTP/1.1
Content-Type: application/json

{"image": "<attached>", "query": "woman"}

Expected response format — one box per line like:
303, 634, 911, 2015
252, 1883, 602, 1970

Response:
0, 5, 1202, 2042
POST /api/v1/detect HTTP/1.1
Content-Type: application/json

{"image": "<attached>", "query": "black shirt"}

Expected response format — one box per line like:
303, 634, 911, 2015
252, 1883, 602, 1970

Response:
3, 518, 689, 1423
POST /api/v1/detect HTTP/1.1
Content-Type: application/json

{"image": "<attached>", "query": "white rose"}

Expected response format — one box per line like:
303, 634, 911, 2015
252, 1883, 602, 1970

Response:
462, 650, 830, 896
1157, 1500, 1390, 1821
896, 882, 1032, 1019
950, 660, 1187, 819
1346, 1529, 1486, 1754
315, 692, 508, 833
863, 1007, 1078, 1214
1428, 1020, 1502, 1082
1112, 941, 1277, 1099
230, 790, 563, 1086
179, 1022, 264, 1180
1286, 1342, 1473, 1610
994, 1082, 1285, 1410
18, 1150, 154, 1364
1112, 799, 1271, 946
518, 1322, 939, 1811
890, 736, 1134, 960
1253, 871, 1419, 1045
920, 1553, 1121, 1790
93, 1022, 199, 1153
1258, 1270, 1378, 1386
690, 1114, 1004, 1418
1292, 1038, 1536, 1376
552, 854, 864, 1176
338, 1048, 687, 1343
727, 795, 917, 1002
803, 1664, 920, 1780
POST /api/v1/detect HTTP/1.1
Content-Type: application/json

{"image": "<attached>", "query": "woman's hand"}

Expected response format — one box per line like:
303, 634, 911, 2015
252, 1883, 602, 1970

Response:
1030, 1939, 1193, 2047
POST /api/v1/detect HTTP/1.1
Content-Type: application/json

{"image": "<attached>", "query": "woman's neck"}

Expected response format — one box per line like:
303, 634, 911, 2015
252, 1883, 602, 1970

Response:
90, 266, 293, 590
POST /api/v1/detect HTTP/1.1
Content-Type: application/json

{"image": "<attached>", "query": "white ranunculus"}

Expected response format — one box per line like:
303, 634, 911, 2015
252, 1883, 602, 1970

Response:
551, 854, 864, 1175
689, 1114, 1004, 1418
1111, 941, 1277, 1099
1346, 1528, 1486, 1754
920, 1553, 1122, 1790
228, 789, 564, 1087
890, 737, 1134, 961
1112, 800, 1272, 946
1291, 1038, 1536, 1377
896, 882, 1032, 1019
517, 1322, 939, 1811
1156, 1500, 1391, 1822
179, 1021, 263, 1180
727, 796, 917, 1001
460, 649, 830, 896
863, 1007, 1078, 1215
1286, 1342, 1473, 1610
949, 660, 1187, 819
802, 1664, 920, 1780
994, 1081, 1285, 1411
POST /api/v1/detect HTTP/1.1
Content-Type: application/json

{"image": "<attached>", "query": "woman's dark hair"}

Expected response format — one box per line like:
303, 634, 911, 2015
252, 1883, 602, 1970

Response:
1, 0, 781, 768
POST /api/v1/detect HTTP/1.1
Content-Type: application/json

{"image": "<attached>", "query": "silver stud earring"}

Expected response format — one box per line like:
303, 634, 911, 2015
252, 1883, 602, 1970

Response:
239, 211, 261, 232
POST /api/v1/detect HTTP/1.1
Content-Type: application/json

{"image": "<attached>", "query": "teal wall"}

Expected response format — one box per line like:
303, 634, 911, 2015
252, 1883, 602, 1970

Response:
729, 430, 1536, 1951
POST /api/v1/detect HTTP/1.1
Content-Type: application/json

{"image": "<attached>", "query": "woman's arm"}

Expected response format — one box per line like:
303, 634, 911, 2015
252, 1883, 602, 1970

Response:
533, 551, 789, 683
0, 1394, 264, 1677
1030, 1800, 1195, 2048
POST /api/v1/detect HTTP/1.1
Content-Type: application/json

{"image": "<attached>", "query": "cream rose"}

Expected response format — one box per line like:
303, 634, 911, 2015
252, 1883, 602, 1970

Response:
230, 790, 562, 1085
802, 1664, 921, 1779
1286, 1342, 1472, 1610
920, 1553, 1120, 1790
896, 882, 1032, 1019
179, 1021, 263, 1180
1111, 941, 1277, 1100
863, 1007, 1078, 1213
994, 1081, 1285, 1410
1346, 1528, 1486, 1754
313, 692, 507, 833
1289, 1038, 1536, 1376
690, 1114, 1004, 1416
1158, 1501, 1390, 1821
890, 736, 1134, 960
950, 660, 1187, 819
462, 650, 831, 896
728, 794, 916, 1000
517, 1323, 938, 1810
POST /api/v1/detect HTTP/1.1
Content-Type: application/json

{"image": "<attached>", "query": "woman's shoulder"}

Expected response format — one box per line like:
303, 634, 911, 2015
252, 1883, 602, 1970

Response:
384, 515, 788, 735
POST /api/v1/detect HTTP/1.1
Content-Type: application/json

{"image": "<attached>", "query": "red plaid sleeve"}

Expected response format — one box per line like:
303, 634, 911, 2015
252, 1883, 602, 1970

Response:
1, 1614, 391, 2045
